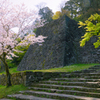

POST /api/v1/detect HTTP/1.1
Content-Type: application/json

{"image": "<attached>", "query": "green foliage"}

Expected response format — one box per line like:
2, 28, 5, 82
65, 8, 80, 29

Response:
12, 44, 30, 65
0, 67, 18, 75
52, 9, 70, 20
39, 7, 54, 23
63, 0, 80, 18
63, 0, 100, 21
73, 14, 83, 22
16, 37, 21, 42
52, 11, 62, 20
7, 59, 17, 68
79, 13, 100, 48
33, 28, 37, 33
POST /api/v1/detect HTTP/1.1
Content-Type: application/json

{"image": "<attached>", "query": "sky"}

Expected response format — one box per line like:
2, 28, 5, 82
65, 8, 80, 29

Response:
10, 0, 68, 13
9, 0, 68, 33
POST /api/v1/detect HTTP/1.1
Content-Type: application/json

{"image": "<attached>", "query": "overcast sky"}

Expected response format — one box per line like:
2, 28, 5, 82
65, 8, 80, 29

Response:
10, 0, 68, 13
9, 0, 68, 33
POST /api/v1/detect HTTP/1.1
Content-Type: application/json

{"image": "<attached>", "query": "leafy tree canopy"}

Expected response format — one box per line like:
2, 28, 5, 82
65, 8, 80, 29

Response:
38, 7, 54, 23
52, 9, 70, 20
63, 0, 100, 21
79, 13, 100, 48
52, 11, 62, 20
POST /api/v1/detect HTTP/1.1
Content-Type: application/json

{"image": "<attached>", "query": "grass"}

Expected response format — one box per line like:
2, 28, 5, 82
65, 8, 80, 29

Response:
0, 84, 27, 99
0, 63, 100, 75
36, 63, 99, 72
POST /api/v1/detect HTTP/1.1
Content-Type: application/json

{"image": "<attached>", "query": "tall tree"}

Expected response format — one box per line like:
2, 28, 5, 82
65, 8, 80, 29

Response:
38, 7, 54, 23
80, 0, 100, 21
0, 0, 46, 87
63, 0, 80, 18
63, 0, 100, 21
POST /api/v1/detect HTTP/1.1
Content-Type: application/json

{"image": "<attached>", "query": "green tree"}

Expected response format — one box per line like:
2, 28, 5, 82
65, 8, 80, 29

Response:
63, 0, 80, 18
79, 13, 100, 48
79, 0, 100, 21
12, 44, 30, 66
52, 11, 62, 20
63, 0, 100, 21
38, 7, 54, 23
52, 9, 70, 20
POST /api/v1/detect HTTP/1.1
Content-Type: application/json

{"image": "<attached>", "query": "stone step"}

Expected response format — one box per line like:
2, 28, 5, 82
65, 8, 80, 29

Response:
60, 73, 82, 78
28, 87, 100, 98
72, 73, 100, 76
80, 69, 99, 73
19, 90, 100, 100
89, 67, 100, 69
82, 73, 100, 76
84, 76, 100, 79
2, 65, 100, 100
50, 78, 100, 82
33, 84, 100, 92
39, 81, 99, 88
7, 94, 56, 100
60, 72, 100, 78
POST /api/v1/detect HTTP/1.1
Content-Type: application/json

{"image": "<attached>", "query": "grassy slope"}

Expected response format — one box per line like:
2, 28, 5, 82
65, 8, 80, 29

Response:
34, 63, 100, 72
0, 63, 99, 75
0, 63, 100, 99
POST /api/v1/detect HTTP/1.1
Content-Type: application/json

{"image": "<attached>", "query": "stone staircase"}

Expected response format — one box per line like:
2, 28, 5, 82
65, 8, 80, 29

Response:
1, 65, 100, 100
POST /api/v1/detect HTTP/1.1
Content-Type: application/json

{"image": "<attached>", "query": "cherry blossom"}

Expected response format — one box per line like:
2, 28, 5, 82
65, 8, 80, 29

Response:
0, 0, 46, 87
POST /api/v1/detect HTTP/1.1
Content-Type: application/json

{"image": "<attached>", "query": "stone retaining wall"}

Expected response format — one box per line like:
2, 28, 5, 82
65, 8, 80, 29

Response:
0, 72, 26, 86
1, 65, 99, 86
17, 15, 85, 71
17, 15, 100, 71
0, 72, 68, 86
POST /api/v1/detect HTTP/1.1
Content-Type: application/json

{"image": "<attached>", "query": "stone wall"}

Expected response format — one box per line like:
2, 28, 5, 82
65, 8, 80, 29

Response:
0, 72, 68, 86
77, 36, 100, 63
17, 16, 82, 71
17, 15, 100, 71
0, 72, 26, 86
17, 15, 68, 71
1, 65, 100, 86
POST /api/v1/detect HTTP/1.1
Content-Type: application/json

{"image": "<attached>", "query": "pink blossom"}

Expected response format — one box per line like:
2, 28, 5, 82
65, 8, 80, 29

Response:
0, 0, 46, 59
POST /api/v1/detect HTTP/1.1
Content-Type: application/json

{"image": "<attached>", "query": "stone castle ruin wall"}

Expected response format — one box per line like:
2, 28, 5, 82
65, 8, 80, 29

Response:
17, 16, 100, 71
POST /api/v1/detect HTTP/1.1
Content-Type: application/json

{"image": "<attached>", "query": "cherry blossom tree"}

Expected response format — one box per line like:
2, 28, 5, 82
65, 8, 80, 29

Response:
0, 0, 46, 87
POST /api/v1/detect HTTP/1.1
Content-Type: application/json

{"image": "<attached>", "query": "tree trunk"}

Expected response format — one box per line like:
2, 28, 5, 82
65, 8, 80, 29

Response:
0, 56, 12, 87
4, 61, 12, 87
0, 60, 5, 72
